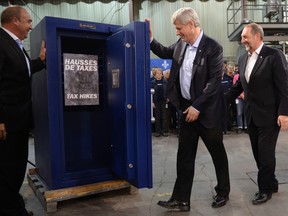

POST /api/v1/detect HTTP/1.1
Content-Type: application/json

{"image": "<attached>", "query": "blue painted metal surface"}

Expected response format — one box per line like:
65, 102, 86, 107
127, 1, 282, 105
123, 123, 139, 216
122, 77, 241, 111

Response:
30, 17, 152, 190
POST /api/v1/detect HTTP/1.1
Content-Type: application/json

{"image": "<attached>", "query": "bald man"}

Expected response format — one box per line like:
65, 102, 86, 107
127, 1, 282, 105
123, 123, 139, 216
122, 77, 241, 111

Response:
0, 5, 46, 216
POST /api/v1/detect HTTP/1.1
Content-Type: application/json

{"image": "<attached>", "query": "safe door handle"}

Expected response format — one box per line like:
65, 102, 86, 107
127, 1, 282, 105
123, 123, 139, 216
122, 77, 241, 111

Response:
151, 88, 155, 123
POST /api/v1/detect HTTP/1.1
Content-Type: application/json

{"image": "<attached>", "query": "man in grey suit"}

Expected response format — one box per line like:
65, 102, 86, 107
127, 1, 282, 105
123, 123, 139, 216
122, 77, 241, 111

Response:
226, 23, 288, 205
146, 7, 230, 211
0, 5, 46, 216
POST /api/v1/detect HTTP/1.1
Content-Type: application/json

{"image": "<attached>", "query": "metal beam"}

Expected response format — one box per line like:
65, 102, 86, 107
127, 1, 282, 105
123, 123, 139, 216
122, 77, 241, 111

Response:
263, 36, 288, 41
129, 0, 134, 22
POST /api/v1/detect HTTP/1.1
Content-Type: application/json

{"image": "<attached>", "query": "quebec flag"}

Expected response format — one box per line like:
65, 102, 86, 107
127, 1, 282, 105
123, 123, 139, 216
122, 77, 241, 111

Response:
150, 58, 172, 75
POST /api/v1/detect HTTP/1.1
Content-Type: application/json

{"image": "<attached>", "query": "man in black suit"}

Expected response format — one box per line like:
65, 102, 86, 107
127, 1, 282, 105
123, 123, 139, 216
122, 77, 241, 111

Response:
226, 23, 288, 205
146, 7, 230, 211
0, 5, 46, 216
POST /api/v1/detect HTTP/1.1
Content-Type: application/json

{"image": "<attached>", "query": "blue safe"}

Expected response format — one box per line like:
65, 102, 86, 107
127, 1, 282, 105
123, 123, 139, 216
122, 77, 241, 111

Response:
30, 17, 152, 190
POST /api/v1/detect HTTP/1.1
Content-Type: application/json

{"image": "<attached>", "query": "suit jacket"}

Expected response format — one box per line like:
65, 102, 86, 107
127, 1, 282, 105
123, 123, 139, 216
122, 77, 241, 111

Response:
150, 34, 224, 128
0, 28, 45, 132
151, 78, 168, 102
226, 45, 288, 127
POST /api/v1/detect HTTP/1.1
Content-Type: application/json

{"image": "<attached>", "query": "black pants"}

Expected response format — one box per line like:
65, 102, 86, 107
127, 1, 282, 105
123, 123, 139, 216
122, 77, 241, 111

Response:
247, 119, 280, 194
0, 131, 30, 216
154, 100, 168, 133
171, 118, 230, 202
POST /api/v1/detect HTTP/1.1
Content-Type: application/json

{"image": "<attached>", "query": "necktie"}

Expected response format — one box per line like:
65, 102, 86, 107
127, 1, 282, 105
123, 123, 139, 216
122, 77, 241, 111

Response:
15, 39, 31, 76
16, 39, 23, 50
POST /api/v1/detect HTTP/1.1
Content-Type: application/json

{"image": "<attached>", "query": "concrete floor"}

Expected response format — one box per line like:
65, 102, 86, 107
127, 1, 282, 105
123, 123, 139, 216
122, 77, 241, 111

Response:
22, 130, 288, 216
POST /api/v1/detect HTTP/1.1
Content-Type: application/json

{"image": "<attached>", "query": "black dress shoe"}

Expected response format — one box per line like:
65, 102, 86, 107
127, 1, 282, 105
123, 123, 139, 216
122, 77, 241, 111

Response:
154, 132, 161, 137
255, 183, 278, 197
255, 187, 278, 196
157, 198, 190, 211
27, 210, 34, 216
252, 193, 272, 205
162, 132, 169, 137
212, 195, 229, 208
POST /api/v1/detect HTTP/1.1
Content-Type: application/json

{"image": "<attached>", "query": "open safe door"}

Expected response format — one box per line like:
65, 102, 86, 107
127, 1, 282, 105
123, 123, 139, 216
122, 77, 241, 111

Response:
107, 21, 152, 189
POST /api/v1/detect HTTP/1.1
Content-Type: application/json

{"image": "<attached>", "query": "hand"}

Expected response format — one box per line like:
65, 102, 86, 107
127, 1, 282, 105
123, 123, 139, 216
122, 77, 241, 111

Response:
0, 123, 7, 140
39, 40, 46, 62
277, 115, 288, 130
144, 18, 153, 41
183, 106, 199, 123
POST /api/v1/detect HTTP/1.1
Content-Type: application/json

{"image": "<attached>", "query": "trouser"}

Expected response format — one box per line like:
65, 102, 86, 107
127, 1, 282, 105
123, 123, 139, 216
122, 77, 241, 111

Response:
172, 119, 230, 202
154, 100, 168, 133
0, 131, 30, 216
247, 119, 280, 194
236, 98, 247, 129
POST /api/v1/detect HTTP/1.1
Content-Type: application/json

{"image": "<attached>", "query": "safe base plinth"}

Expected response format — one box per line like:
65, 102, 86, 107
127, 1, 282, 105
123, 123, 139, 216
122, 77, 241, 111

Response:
27, 168, 131, 213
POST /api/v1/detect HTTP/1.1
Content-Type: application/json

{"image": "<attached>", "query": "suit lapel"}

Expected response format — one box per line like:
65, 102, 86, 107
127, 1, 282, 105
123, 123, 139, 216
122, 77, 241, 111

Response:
0, 29, 29, 74
173, 40, 187, 65
191, 35, 205, 80
241, 53, 249, 85
22, 47, 31, 60
1, 29, 22, 55
249, 47, 265, 81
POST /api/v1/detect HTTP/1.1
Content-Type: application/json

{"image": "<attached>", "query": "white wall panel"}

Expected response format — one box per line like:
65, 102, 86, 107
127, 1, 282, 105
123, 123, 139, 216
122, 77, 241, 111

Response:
139, 0, 238, 61
0, 0, 238, 61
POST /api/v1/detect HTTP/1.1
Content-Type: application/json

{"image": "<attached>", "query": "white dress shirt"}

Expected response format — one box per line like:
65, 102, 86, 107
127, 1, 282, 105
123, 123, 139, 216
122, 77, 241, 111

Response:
245, 43, 263, 83
180, 31, 203, 100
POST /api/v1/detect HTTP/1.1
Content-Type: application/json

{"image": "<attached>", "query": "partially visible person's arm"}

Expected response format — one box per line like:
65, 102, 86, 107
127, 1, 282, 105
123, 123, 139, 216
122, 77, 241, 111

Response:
0, 123, 6, 140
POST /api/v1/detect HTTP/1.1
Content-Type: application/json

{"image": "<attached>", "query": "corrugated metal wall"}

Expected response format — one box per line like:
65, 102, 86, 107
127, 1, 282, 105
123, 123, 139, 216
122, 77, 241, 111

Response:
0, 0, 239, 62
139, 0, 238, 61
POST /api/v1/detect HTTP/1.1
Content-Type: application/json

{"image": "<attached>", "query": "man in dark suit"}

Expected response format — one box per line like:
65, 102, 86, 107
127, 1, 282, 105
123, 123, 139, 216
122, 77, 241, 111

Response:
0, 5, 46, 216
226, 23, 288, 205
145, 7, 230, 211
